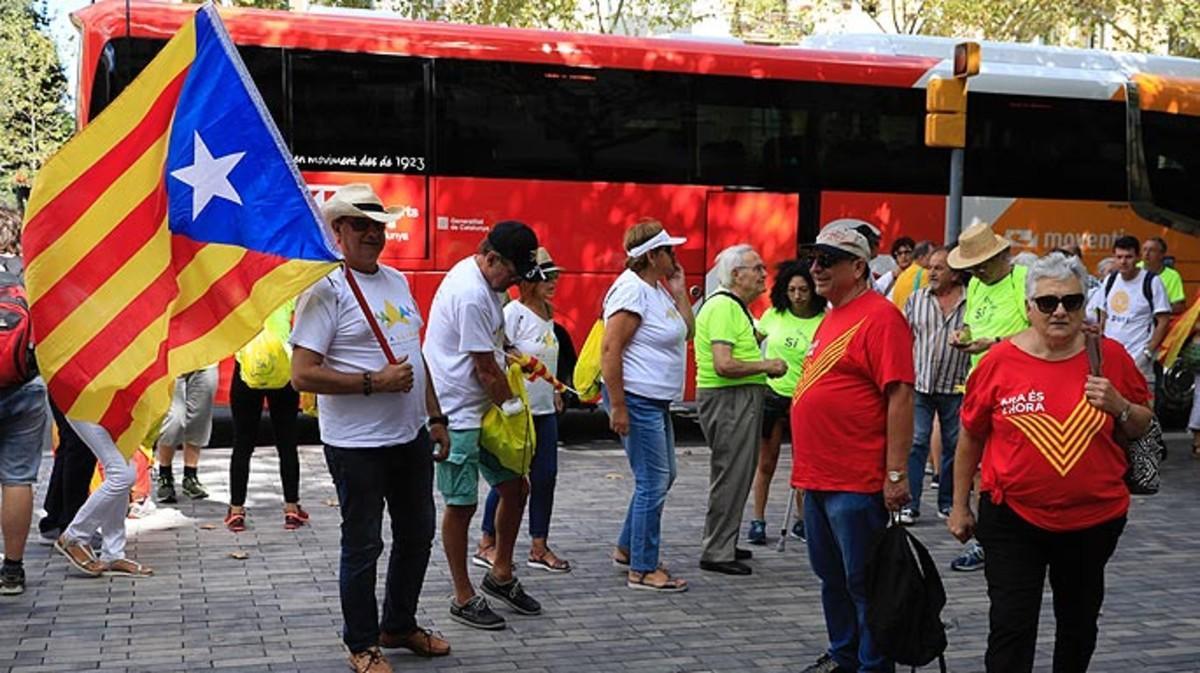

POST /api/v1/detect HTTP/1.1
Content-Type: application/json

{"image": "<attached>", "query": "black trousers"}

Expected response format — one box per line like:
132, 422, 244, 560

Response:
976, 493, 1125, 673
39, 402, 97, 535
323, 431, 435, 653
228, 363, 300, 506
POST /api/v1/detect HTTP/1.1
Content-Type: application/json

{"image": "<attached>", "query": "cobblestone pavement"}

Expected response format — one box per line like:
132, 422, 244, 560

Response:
3, 419, 1199, 673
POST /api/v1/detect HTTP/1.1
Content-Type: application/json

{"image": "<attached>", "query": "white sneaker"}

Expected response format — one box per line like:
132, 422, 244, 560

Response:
898, 508, 918, 526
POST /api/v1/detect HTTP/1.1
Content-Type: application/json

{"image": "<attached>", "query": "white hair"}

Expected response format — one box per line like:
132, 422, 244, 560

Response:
1011, 251, 1039, 268
714, 244, 754, 289
1026, 252, 1088, 298
1096, 256, 1116, 277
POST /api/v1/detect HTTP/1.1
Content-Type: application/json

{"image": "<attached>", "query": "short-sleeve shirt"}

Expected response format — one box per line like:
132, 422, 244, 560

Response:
425, 257, 506, 431
603, 269, 688, 402
1089, 270, 1171, 361
291, 267, 427, 447
504, 300, 558, 416
964, 264, 1030, 369
757, 308, 824, 398
791, 291, 915, 493
695, 292, 766, 389
959, 338, 1147, 531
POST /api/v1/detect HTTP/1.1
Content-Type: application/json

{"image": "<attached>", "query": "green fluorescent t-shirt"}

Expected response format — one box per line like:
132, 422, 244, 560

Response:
695, 293, 766, 388
964, 264, 1030, 369
1137, 261, 1185, 304
758, 308, 825, 398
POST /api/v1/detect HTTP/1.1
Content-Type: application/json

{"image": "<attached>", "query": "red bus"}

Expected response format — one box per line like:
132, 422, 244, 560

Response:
72, 1, 1200, 411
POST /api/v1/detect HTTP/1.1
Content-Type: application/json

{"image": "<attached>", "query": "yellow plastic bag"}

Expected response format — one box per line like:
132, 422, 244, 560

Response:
572, 319, 604, 404
235, 329, 292, 390
480, 363, 536, 476
299, 391, 318, 418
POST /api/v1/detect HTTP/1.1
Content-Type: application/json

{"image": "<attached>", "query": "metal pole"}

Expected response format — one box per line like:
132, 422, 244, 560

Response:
945, 147, 965, 246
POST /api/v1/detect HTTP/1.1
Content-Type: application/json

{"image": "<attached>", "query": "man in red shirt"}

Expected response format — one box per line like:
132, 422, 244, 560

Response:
792, 223, 915, 673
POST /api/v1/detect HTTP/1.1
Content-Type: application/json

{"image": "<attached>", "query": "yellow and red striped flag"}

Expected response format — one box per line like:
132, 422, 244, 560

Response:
21, 4, 339, 457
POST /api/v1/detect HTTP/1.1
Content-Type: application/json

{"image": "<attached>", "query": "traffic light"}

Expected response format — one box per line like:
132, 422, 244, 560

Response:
954, 42, 981, 79
925, 77, 967, 148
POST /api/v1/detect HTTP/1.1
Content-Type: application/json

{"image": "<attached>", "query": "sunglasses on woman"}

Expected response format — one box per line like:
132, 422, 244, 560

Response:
1031, 293, 1086, 314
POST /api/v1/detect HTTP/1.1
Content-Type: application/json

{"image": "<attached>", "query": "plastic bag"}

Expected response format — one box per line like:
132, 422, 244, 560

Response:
235, 329, 292, 390
572, 319, 604, 404
299, 391, 318, 418
480, 363, 536, 475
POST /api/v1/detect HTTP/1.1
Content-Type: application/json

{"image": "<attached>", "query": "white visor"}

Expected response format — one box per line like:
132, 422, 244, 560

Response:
626, 230, 687, 258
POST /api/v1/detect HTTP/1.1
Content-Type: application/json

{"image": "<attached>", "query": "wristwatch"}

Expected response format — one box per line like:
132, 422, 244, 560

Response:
1116, 404, 1132, 425
887, 470, 907, 483
428, 415, 449, 428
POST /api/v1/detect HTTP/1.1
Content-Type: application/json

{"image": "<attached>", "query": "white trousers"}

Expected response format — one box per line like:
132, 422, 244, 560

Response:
63, 420, 135, 562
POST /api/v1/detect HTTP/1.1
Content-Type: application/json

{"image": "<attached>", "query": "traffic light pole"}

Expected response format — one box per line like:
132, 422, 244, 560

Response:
946, 147, 964, 246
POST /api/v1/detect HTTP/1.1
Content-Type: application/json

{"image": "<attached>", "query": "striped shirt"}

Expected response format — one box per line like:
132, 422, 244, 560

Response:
905, 286, 970, 395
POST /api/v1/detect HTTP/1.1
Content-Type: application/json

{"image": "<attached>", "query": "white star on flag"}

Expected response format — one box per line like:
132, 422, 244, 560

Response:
170, 131, 246, 219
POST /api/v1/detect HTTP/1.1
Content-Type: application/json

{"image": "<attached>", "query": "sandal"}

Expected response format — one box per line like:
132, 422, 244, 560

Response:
626, 568, 687, 593
527, 547, 572, 573
472, 546, 495, 570
284, 511, 306, 530
54, 534, 104, 577
225, 508, 246, 533
105, 558, 154, 577
285, 503, 310, 522
612, 548, 630, 570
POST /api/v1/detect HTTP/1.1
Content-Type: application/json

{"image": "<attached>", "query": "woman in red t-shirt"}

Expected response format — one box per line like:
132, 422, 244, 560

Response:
947, 253, 1152, 673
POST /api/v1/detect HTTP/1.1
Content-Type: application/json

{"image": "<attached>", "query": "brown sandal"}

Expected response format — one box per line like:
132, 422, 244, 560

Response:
105, 558, 154, 577
54, 535, 103, 577
528, 547, 572, 573
626, 568, 687, 593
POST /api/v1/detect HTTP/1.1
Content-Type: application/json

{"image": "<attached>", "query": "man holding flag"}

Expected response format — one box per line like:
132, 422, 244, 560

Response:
22, 5, 339, 584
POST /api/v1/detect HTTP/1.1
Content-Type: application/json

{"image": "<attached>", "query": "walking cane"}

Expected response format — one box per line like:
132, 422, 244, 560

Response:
776, 486, 796, 552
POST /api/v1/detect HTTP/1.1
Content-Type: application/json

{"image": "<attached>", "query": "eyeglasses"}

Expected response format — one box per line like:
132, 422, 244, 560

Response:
1031, 293, 1086, 314
347, 218, 386, 233
812, 252, 852, 269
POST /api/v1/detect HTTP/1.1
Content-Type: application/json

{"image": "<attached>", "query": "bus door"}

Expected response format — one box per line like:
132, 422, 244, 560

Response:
703, 190, 801, 316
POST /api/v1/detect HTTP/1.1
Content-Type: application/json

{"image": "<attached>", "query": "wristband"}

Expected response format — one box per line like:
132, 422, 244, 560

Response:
428, 415, 449, 427
363, 371, 373, 396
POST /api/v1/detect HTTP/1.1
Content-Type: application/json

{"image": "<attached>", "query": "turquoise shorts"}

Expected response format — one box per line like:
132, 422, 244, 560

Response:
435, 428, 521, 506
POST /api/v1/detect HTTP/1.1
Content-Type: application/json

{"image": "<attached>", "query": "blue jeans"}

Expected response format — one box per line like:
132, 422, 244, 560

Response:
482, 413, 559, 539
323, 430, 434, 653
0, 377, 48, 486
604, 388, 677, 573
805, 491, 893, 673
907, 392, 961, 515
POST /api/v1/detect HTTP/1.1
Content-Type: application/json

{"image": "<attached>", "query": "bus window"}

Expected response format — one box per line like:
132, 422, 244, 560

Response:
966, 94, 1126, 201
435, 60, 690, 184
1142, 111, 1200, 221
288, 50, 427, 174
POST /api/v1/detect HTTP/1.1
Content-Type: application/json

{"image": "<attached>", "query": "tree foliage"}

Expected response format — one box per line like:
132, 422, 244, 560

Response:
0, 0, 72, 201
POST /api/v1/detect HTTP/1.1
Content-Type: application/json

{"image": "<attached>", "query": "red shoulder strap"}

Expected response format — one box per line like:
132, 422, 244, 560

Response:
342, 263, 398, 365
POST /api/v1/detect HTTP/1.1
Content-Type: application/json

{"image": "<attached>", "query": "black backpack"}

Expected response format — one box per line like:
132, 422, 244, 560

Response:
865, 524, 948, 672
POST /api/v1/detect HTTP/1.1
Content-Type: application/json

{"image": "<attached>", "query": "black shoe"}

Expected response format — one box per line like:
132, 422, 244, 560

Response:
0, 564, 24, 596
735, 547, 753, 560
699, 560, 752, 576
481, 572, 542, 615
449, 595, 506, 630
155, 475, 177, 504
800, 653, 852, 673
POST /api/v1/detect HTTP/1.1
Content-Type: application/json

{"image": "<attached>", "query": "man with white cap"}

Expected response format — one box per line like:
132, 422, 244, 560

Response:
943, 221, 1031, 574
292, 183, 452, 672
792, 225, 914, 673
425, 219, 543, 630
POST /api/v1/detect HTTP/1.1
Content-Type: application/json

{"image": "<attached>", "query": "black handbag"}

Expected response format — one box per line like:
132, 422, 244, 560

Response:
1085, 335, 1161, 495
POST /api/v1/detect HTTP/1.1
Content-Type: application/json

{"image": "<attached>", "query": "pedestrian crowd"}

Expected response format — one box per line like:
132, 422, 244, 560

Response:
0, 195, 1189, 673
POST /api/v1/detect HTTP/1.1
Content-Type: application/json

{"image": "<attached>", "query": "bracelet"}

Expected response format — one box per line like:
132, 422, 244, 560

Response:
428, 415, 449, 427
363, 371, 373, 396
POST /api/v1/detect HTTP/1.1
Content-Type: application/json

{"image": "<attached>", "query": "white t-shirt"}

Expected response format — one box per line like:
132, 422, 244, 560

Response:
291, 267, 427, 448
1089, 270, 1171, 362
603, 269, 688, 402
425, 257, 506, 430
505, 301, 558, 416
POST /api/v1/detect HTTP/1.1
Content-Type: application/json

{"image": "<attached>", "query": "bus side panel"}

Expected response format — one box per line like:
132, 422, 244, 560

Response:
431, 177, 709, 277
819, 191, 946, 249
704, 191, 800, 317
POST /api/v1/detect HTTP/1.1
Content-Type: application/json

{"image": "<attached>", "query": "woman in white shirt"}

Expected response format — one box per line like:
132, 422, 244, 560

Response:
475, 248, 572, 573
601, 219, 694, 593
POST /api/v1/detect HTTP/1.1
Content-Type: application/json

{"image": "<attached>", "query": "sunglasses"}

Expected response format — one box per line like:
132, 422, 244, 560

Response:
347, 218, 386, 233
1031, 293, 1086, 314
813, 252, 853, 269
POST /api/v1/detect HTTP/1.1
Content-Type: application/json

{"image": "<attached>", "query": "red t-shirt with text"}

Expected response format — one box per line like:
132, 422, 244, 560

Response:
791, 291, 915, 493
960, 338, 1146, 532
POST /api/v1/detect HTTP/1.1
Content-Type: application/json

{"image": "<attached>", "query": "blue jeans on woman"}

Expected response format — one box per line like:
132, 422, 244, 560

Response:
603, 388, 677, 573
482, 413, 559, 539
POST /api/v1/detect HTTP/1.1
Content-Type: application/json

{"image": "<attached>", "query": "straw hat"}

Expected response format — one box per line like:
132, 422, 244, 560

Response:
320, 183, 405, 224
947, 222, 1010, 270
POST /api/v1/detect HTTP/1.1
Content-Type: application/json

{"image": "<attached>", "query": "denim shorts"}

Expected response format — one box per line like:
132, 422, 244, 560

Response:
0, 377, 49, 485
435, 428, 521, 506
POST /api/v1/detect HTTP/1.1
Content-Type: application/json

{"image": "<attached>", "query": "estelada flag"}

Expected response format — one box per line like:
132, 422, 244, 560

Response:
21, 3, 340, 457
